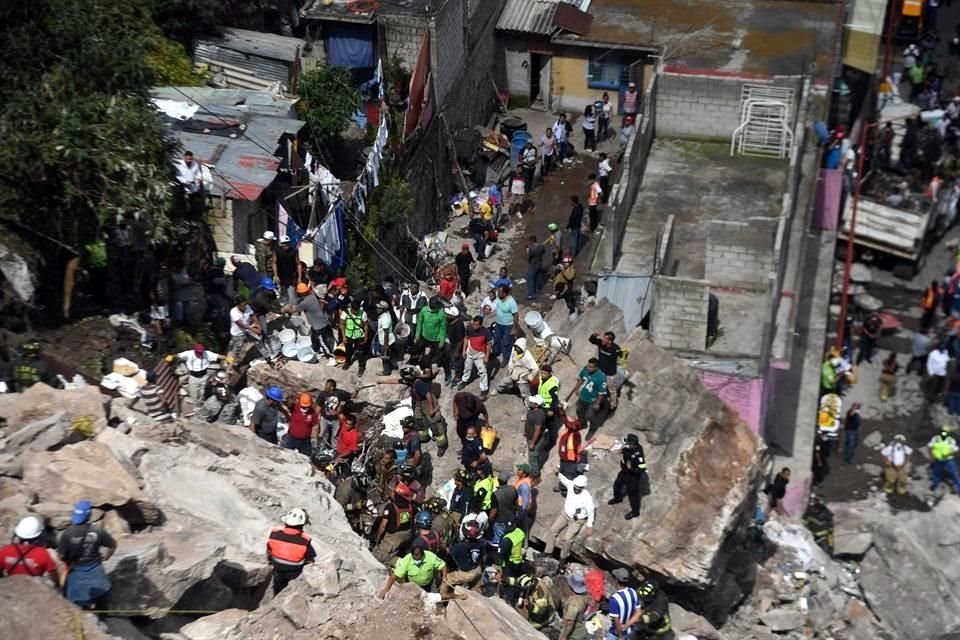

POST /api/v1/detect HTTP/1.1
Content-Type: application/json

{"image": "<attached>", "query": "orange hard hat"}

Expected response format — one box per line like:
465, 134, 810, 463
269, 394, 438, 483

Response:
299, 392, 313, 407
296, 283, 311, 295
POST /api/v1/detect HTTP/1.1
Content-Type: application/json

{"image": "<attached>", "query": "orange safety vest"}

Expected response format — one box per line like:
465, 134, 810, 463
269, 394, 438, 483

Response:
267, 527, 312, 566
926, 177, 943, 200
903, 0, 922, 16
588, 181, 601, 206
558, 428, 582, 462
513, 477, 533, 507
923, 285, 941, 311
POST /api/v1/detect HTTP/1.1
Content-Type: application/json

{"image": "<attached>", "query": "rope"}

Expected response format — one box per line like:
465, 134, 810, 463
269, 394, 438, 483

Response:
451, 597, 487, 639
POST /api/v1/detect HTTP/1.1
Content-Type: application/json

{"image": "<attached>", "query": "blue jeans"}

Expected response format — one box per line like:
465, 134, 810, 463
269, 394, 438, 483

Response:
491, 521, 507, 545
569, 229, 581, 256
558, 140, 568, 161
844, 429, 858, 463
931, 458, 960, 491
472, 232, 486, 260
949, 392, 960, 416
493, 323, 514, 362
526, 264, 541, 298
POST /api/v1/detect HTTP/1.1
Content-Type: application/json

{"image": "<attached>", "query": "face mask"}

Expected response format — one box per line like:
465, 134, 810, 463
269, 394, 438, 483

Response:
466, 436, 475, 441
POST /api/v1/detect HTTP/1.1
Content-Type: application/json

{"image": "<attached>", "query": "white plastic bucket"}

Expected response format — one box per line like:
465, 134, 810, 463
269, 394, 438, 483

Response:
524, 311, 545, 333
282, 342, 300, 358
278, 328, 297, 344
297, 347, 316, 363
296, 336, 312, 348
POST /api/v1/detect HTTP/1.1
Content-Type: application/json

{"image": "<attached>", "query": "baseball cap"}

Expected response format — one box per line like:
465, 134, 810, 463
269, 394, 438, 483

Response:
612, 567, 630, 582
567, 573, 588, 594
516, 463, 533, 474
71, 500, 93, 525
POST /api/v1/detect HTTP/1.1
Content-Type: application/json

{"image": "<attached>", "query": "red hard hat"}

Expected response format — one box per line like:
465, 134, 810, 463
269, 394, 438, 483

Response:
395, 482, 414, 500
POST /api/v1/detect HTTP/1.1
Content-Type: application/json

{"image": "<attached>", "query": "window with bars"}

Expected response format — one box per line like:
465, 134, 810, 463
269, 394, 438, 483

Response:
587, 54, 623, 89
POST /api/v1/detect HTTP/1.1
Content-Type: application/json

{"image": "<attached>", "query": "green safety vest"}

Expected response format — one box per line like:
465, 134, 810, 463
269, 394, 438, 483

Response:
344, 311, 364, 339
538, 375, 559, 409
475, 476, 498, 510
820, 361, 836, 389
931, 435, 956, 461
503, 528, 525, 565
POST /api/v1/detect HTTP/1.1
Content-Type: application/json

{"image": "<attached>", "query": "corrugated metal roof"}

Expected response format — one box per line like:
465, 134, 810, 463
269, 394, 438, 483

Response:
496, 0, 589, 35
208, 28, 303, 62
195, 42, 292, 85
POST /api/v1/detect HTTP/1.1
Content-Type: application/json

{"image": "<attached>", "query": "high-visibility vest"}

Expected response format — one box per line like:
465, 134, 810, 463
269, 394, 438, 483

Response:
558, 429, 581, 462
475, 476, 498, 510
538, 375, 559, 409
502, 528, 525, 565
931, 435, 957, 461
267, 527, 312, 566
344, 311, 365, 339
903, 0, 922, 16
923, 285, 940, 310
513, 477, 532, 508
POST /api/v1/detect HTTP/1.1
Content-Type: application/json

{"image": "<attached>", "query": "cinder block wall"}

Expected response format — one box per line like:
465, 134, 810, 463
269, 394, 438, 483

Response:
381, 14, 427, 70
655, 72, 797, 140
651, 276, 710, 351
705, 219, 777, 290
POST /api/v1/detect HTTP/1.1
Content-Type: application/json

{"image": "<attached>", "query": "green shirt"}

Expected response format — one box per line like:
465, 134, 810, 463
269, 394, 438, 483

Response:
820, 361, 836, 389
394, 550, 445, 587
577, 367, 608, 404
416, 307, 448, 343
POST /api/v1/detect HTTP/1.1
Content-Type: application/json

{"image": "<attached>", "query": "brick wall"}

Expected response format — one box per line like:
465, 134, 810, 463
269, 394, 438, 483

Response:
705, 219, 778, 290
650, 275, 710, 351
655, 72, 799, 140
381, 13, 427, 70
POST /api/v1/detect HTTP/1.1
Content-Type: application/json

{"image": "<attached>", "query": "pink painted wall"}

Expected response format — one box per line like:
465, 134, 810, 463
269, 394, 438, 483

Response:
812, 168, 843, 230
696, 371, 764, 434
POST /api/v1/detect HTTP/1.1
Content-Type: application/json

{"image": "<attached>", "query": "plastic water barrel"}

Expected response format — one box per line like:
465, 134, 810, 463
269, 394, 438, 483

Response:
500, 117, 527, 140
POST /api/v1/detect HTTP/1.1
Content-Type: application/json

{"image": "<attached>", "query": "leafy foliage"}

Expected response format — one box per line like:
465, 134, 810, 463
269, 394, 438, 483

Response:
146, 35, 206, 86
0, 0, 178, 249
297, 64, 362, 150
344, 173, 413, 288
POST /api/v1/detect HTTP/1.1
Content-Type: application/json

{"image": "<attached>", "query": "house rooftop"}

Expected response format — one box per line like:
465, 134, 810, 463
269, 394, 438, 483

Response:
152, 87, 305, 201
299, 0, 433, 22
496, 0, 591, 36
200, 27, 303, 62
551, 0, 836, 76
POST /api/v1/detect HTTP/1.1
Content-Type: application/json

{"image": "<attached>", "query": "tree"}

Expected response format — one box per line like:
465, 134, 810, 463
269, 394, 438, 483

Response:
0, 0, 178, 251
297, 64, 362, 150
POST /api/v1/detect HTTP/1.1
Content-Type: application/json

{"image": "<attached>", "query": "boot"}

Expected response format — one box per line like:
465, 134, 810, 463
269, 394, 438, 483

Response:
625, 511, 639, 520
607, 498, 623, 505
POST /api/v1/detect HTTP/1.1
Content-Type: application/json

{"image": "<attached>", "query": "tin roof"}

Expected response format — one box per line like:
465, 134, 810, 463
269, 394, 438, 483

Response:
299, 0, 432, 22
496, 0, 591, 35
200, 28, 303, 62
152, 88, 305, 201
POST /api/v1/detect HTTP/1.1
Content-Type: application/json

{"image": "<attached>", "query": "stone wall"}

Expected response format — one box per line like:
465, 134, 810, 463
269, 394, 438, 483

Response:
381, 13, 427, 70
650, 275, 710, 351
705, 219, 778, 291
655, 71, 799, 140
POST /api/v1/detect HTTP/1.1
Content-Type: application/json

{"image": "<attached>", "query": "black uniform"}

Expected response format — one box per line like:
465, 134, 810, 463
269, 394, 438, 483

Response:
12, 356, 50, 392
611, 444, 649, 517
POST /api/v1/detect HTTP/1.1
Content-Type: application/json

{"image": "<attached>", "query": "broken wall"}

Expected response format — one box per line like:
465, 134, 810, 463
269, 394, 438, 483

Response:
650, 275, 710, 351
705, 219, 778, 291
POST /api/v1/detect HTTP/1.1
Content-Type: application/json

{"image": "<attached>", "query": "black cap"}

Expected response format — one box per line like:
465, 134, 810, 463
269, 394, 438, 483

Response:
540, 363, 553, 373
624, 434, 639, 445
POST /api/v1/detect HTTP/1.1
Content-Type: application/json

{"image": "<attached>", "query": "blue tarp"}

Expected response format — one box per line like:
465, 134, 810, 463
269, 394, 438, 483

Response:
326, 23, 374, 69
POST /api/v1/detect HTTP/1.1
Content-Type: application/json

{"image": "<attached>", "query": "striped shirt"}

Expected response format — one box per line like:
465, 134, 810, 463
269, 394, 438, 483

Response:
139, 384, 169, 420
608, 587, 639, 630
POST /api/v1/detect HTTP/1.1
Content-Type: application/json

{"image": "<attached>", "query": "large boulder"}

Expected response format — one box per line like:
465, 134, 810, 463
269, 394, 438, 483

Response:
445, 589, 549, 640
0, 382, 107, 437
857, 496, 960, 640
0, 575, 117, 639
522, 303, 765, 589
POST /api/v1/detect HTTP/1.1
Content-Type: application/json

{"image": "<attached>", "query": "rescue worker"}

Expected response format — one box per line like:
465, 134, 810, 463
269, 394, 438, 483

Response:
558, 572, 592, 640
440, 520, 484, 598
374, 449, 399, 500
372, 483, 416, 563
0, 515, 63, 584
928, 427, 960, 493
413, 510, 444, 555
424, 496, 459, 551
473, 462, 499, 511
801, 495, 834, 556
460, 496, 489, 540
12, 340, 50, 391
266, 508, 316, 594
169, 342, 224, 404
545, 475, 594, 561
556, 415, 584, 494
921, 279, 942, 332
58, 500, 117, 609
283, 392, 319, 455
255, 230, 276, 277
517, 574, 557, 630
198, 370, 239, 424
400, 416, 424, 473
335, 473, 370, 535
538, 364, 561, 446
626, 580, 674, 639
378, 537, 447, 598
609, 434, 649, 520
411, 367, 448, 457
881, 434, 912, 495
494, 337, 539, 396
249, 385, 288, 445
449, 468, 474, 523
340, 298, 369, 374
498, 519, 526, 606
398, 464, 427, 503
554, 255, 578, 317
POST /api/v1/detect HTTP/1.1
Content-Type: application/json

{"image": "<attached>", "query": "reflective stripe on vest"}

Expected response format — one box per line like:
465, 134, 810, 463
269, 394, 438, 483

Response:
503, 528, 525, 565
267, 528, 312, 566
559, 431, 579, 462
932, 436, 956, 461
538, 376, 559, 409
345, 312, 364, 339
394, 502, 414, 529
475, 476, 497, 510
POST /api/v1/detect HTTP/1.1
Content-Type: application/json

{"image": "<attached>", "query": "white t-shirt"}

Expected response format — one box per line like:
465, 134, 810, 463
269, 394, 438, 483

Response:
377, 312, 396, 346
230, 305, 254, 337
602, 101, 613, 119
176, 160, 202, 193
881, 442, 912, 467
927, 349, 950, 376
598, 158, 612, 177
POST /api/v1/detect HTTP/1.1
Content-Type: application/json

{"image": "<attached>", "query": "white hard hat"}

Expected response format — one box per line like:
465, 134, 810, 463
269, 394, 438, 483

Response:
573, 475, 588, 488
14, 515, 43, 541
215, 370, 229, 382
444, 306, 459, 317
527, 395, 544, 406
281, 508, 308, 527
280, 234, 291, 244
263, 231, 276, 241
